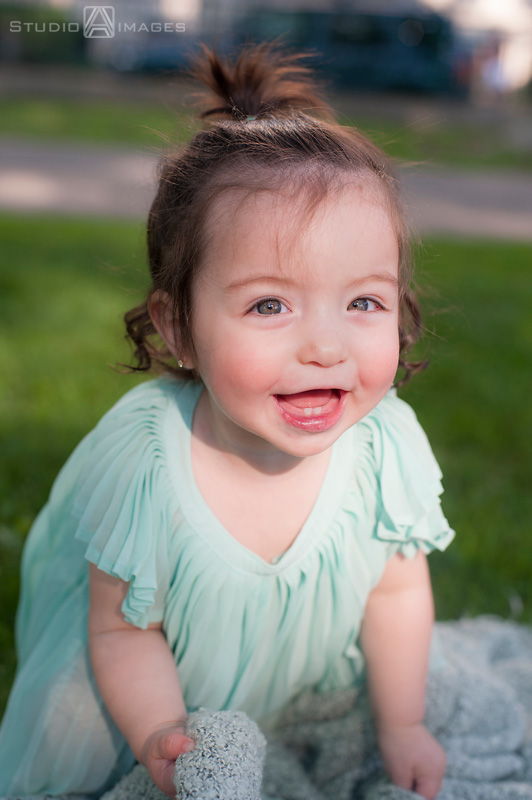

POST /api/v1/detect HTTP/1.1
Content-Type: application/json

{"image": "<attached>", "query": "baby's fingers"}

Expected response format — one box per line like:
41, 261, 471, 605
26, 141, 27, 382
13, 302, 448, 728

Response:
147, 729, 196, 797
388, 765, 415, 792
414, 771, 444, 799
157, 729, 195, 761
413, 743, 446, 798
154, 760, 180, 798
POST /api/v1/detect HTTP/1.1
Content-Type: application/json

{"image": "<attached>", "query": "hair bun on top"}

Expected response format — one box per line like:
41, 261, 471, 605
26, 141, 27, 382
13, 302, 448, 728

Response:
189, 41, 335, 122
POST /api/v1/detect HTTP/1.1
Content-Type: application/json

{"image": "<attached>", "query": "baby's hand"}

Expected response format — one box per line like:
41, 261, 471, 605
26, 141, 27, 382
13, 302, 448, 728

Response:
142, 723, 196, 797
377, 722, 446, 800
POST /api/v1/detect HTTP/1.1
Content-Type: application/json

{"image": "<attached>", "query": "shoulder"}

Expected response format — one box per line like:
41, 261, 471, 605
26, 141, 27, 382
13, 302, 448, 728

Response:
345, 390, 455, 560
380, 390, 435, 447
45, 378, 180, 499
92, 376, 191, 433
27, 378, 198, 628
70, 378, 198, 626
72, 377, 198, 510
76, 376, 201, 463
355, 389, 443, 486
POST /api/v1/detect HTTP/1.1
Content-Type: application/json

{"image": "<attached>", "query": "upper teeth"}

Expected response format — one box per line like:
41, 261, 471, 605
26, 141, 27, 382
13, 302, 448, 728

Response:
303, 406, 323, 416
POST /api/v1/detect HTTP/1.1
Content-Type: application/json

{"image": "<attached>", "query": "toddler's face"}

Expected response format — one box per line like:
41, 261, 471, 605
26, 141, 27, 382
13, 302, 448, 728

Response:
187, 182, 400, 459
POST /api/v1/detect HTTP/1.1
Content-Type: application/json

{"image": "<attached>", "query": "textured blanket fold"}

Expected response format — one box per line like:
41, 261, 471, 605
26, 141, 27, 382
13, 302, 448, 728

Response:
3, 617, 532, 800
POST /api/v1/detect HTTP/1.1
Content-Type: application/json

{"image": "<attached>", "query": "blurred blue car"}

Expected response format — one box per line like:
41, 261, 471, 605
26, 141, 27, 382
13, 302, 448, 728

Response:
98, 7, 468, 95
230, 8, 466, 94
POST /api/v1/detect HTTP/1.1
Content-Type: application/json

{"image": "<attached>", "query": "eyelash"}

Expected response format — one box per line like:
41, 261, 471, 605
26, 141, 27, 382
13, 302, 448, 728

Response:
348, 297, 384, 312
250, 296, 385, 316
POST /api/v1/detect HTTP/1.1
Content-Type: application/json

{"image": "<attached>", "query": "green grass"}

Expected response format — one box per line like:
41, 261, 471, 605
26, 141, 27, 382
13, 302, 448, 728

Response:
1, 95, 531, 169
0, 216, 149, 526
401, 239, 532, 622
0, 97, 196, 149
0, 215, 148, 712
1, 216, 531, 714
347, 115, 532, 170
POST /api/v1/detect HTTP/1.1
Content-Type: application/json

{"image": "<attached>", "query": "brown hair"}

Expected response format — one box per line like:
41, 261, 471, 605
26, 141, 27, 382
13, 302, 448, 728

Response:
124, 42, 425, 384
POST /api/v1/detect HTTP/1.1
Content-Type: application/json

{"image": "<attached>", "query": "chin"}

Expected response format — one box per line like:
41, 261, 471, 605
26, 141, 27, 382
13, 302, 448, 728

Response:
274, 425, 350, 458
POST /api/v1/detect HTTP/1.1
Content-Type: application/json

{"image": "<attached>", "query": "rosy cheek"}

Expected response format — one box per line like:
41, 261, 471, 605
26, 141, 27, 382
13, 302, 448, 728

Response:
229, 356, 274, 388
360, 332, 399, 385
211, 341, 278, 391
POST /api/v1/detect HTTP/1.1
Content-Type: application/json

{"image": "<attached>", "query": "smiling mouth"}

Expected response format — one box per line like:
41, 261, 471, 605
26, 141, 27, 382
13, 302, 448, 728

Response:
274, 389, 347, 431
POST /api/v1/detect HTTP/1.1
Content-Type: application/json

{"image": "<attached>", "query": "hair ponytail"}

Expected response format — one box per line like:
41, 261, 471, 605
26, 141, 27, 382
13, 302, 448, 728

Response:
190, 41, 334, 123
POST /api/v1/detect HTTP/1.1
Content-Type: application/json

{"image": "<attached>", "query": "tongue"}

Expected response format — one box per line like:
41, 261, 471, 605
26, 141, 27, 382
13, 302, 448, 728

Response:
277, 389, 334, 409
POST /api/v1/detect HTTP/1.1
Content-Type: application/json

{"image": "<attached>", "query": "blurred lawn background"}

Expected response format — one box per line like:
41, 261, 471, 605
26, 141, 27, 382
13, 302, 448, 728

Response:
1, 94, 531, 715
1, 94, 532, 170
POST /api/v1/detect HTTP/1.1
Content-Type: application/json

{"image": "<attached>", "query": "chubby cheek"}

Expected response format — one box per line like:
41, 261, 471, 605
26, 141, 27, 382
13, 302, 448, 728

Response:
196, 332, 283, 401
371, 352, 400, 392
359, 327, 400, 391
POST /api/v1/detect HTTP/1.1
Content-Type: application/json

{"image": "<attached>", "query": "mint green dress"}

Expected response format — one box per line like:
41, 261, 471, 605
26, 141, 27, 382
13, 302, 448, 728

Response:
0, 378, 454, 795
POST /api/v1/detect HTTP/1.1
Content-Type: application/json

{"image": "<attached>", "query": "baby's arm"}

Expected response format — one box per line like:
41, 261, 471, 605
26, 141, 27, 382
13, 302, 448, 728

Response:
88, 564, 195, 796
360, 551, 446, 800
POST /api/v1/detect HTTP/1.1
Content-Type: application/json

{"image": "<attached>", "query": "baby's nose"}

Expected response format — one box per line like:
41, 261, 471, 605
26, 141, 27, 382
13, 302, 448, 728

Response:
298, 318, 348, 367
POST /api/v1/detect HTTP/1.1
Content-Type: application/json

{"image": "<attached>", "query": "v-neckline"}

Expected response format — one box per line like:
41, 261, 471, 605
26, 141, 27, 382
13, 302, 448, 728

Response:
163, 380, 355, 576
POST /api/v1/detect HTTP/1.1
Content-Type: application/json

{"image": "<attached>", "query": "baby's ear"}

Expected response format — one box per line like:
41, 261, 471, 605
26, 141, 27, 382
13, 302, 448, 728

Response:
148, 290, 191, 366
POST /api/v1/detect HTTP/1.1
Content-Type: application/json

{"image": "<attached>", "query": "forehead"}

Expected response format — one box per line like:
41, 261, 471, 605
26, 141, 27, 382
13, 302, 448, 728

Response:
200, 179, 399, 284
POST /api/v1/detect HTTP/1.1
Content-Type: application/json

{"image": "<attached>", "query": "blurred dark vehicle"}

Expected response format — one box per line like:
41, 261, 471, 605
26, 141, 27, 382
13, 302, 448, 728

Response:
232, 8, 470, 94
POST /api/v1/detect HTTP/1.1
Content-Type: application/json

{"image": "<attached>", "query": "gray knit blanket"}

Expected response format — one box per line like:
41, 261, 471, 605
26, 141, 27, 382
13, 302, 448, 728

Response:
4, 617, 532, 800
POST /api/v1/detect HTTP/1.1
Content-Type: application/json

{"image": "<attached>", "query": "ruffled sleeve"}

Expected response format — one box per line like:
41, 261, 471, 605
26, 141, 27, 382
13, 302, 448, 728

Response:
358, 389, 455, 560
72, 381, 177, 628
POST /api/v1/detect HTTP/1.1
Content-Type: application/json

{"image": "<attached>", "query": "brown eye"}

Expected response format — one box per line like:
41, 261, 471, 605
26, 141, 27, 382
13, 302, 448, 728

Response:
255, 298, 285, 315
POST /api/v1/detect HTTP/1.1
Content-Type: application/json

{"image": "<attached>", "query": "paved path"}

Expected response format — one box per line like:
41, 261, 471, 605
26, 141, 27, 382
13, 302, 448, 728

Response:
1, 138, 531, 240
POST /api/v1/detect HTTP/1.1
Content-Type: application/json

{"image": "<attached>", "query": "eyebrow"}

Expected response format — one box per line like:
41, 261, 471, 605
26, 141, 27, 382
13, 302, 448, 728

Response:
226, 271, 399, 292
226, 274, 298, 292
359, 272, 400, 289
